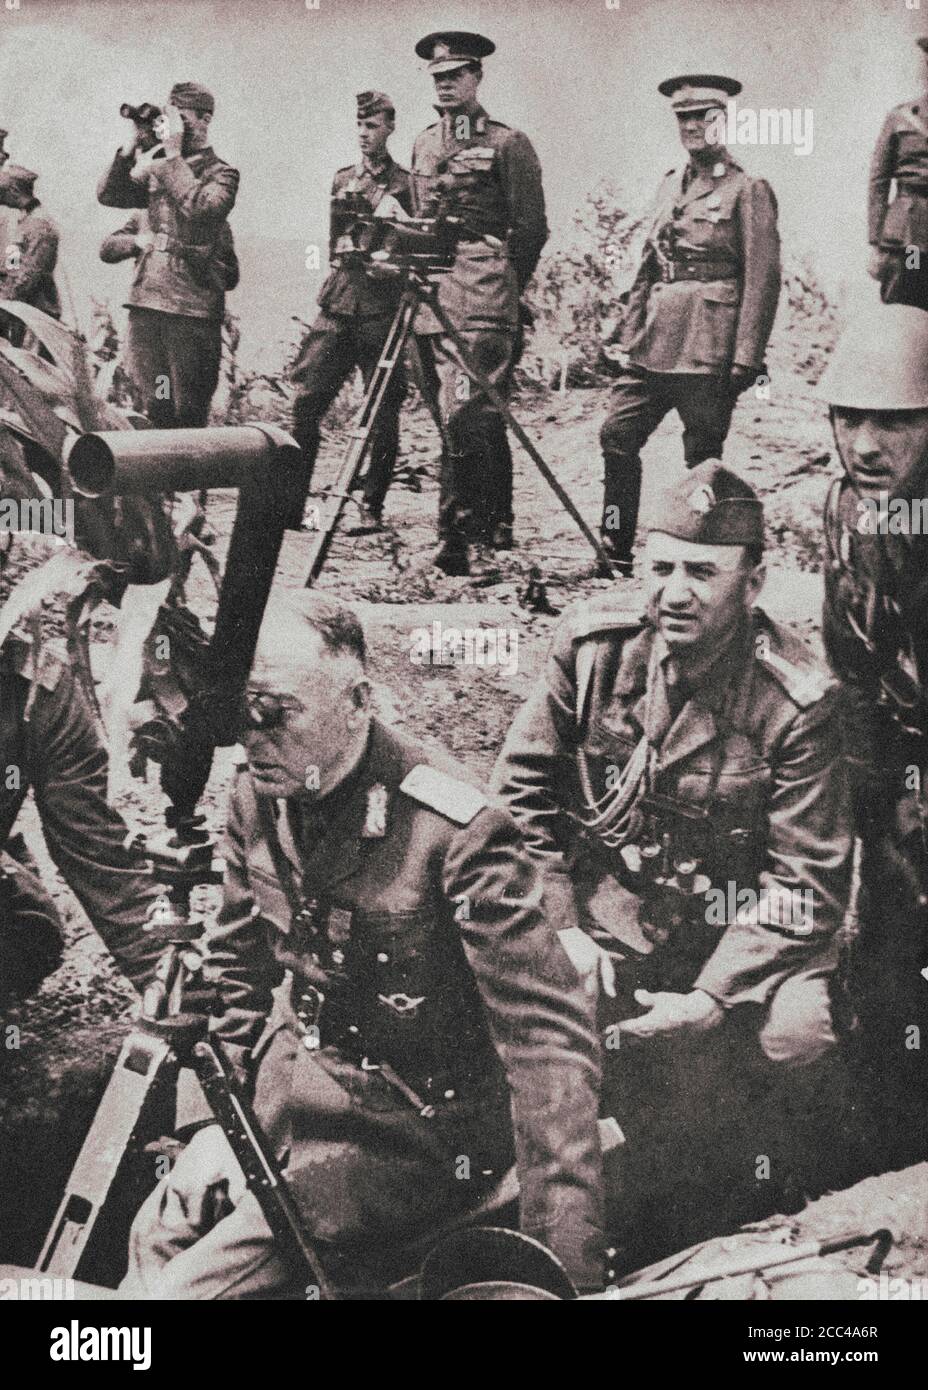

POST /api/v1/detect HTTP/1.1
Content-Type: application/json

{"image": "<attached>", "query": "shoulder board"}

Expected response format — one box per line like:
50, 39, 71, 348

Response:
400, 765, 487, 825
5, 634, 65, 692
564, 600, 644, 643
334, 164, 355, 177
756, 647, 832, 707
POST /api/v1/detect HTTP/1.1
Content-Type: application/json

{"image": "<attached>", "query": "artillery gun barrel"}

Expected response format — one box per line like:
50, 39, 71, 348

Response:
66, 424, 301, 497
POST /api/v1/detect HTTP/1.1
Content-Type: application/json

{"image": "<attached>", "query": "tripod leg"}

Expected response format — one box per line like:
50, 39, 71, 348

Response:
420, 286, 614, 575
37, 1030, 176, 1279
304, 286, 418, 586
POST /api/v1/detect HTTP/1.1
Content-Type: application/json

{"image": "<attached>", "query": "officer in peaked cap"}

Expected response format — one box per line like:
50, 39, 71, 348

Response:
868, 35, 928, 310
597, 73, 781, 577
289, 87, 412, 533
411, 29, 548, 574
494, 460, 859, 1224
819, 300, 928, 1168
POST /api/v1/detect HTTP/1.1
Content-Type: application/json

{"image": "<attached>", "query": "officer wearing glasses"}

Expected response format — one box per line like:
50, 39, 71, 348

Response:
122, 590, 605, 1298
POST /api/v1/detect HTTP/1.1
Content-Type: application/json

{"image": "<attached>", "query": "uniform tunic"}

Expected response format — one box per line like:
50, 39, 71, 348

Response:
97, 145, 239, 427
822, 478, 928, 1162
289, 156, 413, 519
868, 97, 928, 309
411, 105, 548, 548
125, 720, 605, 1296
599, 153, 780, 565
0, 635, 163, 999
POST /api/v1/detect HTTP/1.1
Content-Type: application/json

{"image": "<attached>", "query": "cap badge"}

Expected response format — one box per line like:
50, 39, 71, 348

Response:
362, 783, 389, 838
712, 162, 726, 178
688, 483, 716, 514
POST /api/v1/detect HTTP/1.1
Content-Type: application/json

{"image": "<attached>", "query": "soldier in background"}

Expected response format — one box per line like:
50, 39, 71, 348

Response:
97, 81, 238, 429
819, 303, 928, 1167
599, 75, 780, 575
122, 591, 605, 1298
289, 91, 411, 533
411, 31, 548, 575
493, 463, 856, 1244
0, 166, 61, 344
868, 35, 928, 310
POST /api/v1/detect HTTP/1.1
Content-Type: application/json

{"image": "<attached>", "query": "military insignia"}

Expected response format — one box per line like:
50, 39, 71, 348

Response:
362, 783, 389, 838
712, 161, 726, 178
327, 906, 353, 945
688, 483, 716, 514
708, 211, 722, 223
707, 193, 721, 209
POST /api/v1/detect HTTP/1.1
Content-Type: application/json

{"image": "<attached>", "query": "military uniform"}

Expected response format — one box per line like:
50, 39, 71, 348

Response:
411, 33, 548, 561
0, 634, 163, 1000
868, 39, 928, 310
493, 464, 853, 1221
822, 479, 928, 1162
290, 93, 412, 524
601, 77, 780, 570
0, 166, 61, 349
97, 82, 239, 429
123, 719, 605, 1297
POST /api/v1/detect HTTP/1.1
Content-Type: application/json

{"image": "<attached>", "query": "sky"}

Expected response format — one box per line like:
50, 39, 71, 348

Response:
0, 0, 924, 366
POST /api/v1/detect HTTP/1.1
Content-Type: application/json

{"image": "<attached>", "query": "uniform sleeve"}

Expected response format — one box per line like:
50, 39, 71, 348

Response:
27, 667, 164, 989
395, 168, 414, 218
97, 149, 148, 209
148, 154, 240, 229
695, 691, 852, 1007
201, 770, 282, 1057
499, 130, 549, 290
100, 214, 141, 264
327, 174, 341, 264
443, 806, 605, 1293
733, 177, 781, 371
2, 219, 58, 300
868, 112, 896, 246
491, 624, 584, 932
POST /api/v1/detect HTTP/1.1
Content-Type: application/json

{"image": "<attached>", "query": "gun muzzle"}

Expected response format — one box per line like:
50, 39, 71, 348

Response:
66, 424, 301, 497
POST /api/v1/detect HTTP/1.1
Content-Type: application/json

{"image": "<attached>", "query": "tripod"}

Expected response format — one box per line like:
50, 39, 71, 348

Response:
303, 257, 615, 585
35, 822, 334, 1299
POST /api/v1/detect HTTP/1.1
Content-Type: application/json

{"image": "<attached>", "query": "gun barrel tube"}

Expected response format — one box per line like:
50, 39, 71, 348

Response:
66, 425, 301, 497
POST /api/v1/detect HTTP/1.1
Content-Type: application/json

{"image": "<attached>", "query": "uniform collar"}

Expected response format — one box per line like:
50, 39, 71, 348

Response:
436, 102, 489, 135
358, 152, 393, 180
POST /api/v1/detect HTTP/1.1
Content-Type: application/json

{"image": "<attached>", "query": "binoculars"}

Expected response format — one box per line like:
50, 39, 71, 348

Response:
119, 102, 163, 152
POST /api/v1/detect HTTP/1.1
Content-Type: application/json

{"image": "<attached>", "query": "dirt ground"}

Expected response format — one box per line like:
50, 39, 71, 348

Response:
1, 332, 925, 1291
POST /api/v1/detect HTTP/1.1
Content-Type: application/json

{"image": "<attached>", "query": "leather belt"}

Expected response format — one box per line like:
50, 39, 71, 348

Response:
151, 232, 212, 255
658, 260, 740, 284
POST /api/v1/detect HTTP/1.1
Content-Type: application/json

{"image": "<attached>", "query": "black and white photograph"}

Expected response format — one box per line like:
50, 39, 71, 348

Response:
0, 0, 924, 1353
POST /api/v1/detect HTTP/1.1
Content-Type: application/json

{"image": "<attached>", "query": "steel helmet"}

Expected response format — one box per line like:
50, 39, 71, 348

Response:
818, 302, 928, 410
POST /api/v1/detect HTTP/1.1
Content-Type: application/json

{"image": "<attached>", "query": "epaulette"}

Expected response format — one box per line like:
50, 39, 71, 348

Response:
400, 764, 487, 825
756, 645, 832, 708
5, 633, 65, 693
564, 598, 645, 643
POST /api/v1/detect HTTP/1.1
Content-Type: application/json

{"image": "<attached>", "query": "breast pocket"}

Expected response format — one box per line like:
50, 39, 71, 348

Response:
249, 867, 293, 934
692, 280, 740, 369
358, 910, 439, 1063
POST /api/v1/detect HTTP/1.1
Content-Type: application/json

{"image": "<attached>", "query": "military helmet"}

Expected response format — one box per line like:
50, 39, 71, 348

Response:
818, 302, 928, 410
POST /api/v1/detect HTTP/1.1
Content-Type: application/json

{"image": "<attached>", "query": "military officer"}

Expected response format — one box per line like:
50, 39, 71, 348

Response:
819, 303, 928, 1166
599, 76, 781, 575
122, 591, 605, 1298
492, 463, 854, 1225
0, 629, 163, 1002
411, 31, 548, 574
867, 36, 928, 310
0, 166, 61, 342
290, 91, 412, 533
97, 81, 239, 429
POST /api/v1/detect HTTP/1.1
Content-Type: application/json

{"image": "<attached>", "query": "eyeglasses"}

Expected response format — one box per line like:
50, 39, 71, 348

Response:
239, 690, 304, 733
